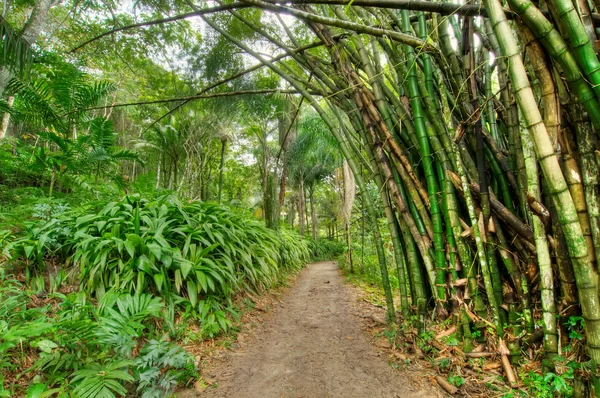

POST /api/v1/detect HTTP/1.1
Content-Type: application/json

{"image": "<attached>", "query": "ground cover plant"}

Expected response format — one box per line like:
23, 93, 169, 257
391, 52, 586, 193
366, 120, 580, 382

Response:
3, 0, 600, 395
0, 194, 309, 396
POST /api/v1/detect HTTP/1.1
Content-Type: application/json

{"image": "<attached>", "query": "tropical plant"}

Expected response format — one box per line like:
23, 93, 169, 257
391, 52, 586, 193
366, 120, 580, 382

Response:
0, 271, 197, 397
8, 194, 309, 316
6, 59, 114, 139
0, 16, 33, 77
286, 114, 341, 238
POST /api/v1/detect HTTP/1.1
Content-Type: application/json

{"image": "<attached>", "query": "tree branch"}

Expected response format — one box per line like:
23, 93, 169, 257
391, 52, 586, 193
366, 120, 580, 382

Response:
63, 89, 321, 115
143, 35, 330, 131
73, 0, 600, 55
70, 2, 249, 52
239, 0, 434, 51
265, 0, 600, 23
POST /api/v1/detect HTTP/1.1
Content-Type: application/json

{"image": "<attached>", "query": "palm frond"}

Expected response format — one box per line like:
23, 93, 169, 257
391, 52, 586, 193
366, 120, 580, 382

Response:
0, 16, 33, 79
6, 78, 63, 131
0, 98, 11, 114
89, 117, 118, 149
111, 149, 143, 164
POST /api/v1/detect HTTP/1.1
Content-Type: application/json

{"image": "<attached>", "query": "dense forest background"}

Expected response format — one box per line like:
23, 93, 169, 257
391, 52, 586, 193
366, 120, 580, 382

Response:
2, 0, 600, 396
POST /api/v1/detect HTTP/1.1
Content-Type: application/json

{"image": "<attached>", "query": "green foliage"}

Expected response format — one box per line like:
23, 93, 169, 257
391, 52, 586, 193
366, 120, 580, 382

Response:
30, 119, 140, 185
7, 58, 114, 136
286, 114, 341, 190
7, 194, 309, 335
0, 16, 33, 77
310, 238, 346, 261
521, 370, 574, 397
565, 316, 585, 340
447, 374, 465, 387
71, 360, 134, 398
0, 273, 196, 397
134, 338, 196, 397
0, 139, 49, 189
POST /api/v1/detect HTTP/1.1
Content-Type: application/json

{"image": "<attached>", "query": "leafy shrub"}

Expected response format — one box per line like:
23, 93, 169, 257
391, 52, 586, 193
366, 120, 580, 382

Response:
310, 238, 346, 261
6, 194, 310, 335
0, 275, 197, 397
521, 370, 574, 397
0, 138, 49, 189
134, 338, 195, 397
279, 228, 311, 270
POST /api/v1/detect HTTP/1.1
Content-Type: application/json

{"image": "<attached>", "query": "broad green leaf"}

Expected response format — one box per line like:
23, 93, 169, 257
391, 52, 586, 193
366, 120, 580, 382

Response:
187, 280, 198, 307
124, 240, 135, 258
153, 273, 164, 292
179, 259, 192, 279
26, 383, 46, 398
34, 339, 58, 353
125, 233, 142, 247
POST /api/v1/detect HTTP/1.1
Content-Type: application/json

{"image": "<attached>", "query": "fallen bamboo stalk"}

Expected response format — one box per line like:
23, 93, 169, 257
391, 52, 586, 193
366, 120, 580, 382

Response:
465, 351, 496, 358
435, 375, 458, 395
499, 339, 518, 387
436, 326, 457, 339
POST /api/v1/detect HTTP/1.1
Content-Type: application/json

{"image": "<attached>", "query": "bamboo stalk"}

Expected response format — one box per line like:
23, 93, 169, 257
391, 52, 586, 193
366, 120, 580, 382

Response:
484, 0, 600, 365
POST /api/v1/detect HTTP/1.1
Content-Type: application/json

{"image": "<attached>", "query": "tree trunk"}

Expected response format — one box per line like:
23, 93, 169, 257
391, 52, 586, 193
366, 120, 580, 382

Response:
342, 160, 355, 273
155, 159, 161, 189
0, 96, 14, 139
217, 138, 227, 203
299, 177, 305, 235
0, 0, 56, 93
310, 187, 317, 240
48, 167, 56, 198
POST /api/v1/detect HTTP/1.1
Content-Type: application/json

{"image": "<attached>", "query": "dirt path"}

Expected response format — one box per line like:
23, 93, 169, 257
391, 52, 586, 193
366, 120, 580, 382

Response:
196, 261, 436, 398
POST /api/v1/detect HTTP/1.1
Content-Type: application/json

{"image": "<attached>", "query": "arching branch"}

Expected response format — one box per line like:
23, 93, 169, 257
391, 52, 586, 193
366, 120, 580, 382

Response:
63, 89, 322, 115
70, 2, 249, 52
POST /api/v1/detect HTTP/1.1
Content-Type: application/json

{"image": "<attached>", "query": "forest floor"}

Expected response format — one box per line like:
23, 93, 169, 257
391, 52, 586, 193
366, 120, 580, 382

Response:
180, 261, 440, 398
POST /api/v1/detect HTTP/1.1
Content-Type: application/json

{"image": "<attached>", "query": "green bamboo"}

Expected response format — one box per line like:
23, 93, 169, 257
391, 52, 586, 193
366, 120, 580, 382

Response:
401, 10, 447, 313
483, 50, 500, 144
438, 77, 488, 319
521, 120, 558, 362
397, 179, 428, 322
546, 0, 600, 102
362, 128, 411, 317
507, 0, 600, 130
484, 0, 600, 364
561, 119, 597, 269
495, 219, 534, 332
569, 104, 600, 271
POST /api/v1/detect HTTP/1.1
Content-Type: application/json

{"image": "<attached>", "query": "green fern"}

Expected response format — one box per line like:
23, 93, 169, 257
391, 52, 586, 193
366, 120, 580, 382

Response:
71, 360, 134, 398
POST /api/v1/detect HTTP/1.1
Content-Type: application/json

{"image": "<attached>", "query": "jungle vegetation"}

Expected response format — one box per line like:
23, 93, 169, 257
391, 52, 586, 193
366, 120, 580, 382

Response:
1, 0, 600, 395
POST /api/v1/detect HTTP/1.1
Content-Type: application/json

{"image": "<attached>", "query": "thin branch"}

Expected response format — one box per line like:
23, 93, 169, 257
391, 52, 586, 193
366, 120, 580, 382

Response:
63, 89, 322, 115
265, 0, 600, 23
239, 0, 433, 51
143, 35, 331, 131
70, 2, 249, 52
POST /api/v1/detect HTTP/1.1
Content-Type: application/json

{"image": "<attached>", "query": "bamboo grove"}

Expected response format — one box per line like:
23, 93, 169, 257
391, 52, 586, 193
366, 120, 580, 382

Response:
72, 0, 600, 392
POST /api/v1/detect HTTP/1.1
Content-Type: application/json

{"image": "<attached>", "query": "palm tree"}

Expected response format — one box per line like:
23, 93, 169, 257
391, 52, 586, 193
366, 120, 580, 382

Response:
84, 118, 140, 184
286, 114, 340, 239
6, 62, 114, 139
31, 117, 139, 196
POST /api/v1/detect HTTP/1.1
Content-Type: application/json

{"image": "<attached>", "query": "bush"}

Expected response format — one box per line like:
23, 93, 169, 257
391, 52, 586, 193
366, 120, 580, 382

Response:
0, 275, 197, 397
310, 238, 346, 261
5, 194, 310, 325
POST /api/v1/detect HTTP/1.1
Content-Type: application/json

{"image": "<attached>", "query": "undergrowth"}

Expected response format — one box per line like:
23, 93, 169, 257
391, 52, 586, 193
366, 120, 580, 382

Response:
340, 262, 585, 398
0, 193, 310, 396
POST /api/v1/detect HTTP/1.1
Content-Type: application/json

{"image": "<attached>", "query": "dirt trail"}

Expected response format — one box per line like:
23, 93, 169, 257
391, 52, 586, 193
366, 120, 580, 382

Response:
197, 261, 435, 398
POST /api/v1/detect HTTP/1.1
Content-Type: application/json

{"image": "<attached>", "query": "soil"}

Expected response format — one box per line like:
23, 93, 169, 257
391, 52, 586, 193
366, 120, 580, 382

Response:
185, 261, 438, 398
